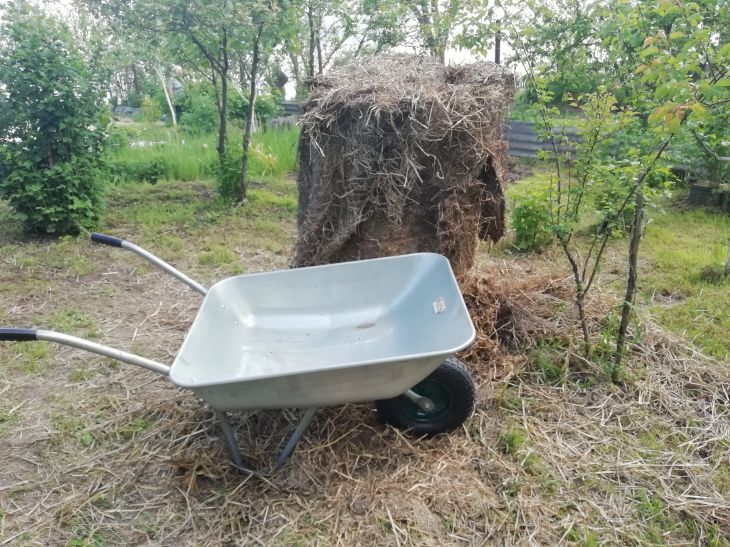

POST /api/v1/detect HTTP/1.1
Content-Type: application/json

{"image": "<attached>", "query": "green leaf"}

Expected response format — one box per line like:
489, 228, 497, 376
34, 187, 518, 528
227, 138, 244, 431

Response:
716, 79, 730, 87
690, 102, 708, 120
667, 115, 681, 133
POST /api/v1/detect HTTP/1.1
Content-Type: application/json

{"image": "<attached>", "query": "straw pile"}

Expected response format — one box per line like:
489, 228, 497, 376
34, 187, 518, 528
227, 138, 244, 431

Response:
293, 56, 515, 278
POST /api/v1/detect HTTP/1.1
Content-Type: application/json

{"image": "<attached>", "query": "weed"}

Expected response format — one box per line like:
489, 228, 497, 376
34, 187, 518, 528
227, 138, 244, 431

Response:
47, 309, 99, 339
565, 527, 599, 546
7, 342, 50, 373
69, 368, 92, 382
51, 415, 96, 448
0, 400, 22, 433
713, 463, 730, 493
698, 264, 728, 284
498, 426, 527, 455
635, 489, 678, 543
65, 533, 106, 547
198, 245, 236, 267
530, 346, 567, 385
511, 185, 553, 252
496, 384, 522, 411
116, 417, 155, 441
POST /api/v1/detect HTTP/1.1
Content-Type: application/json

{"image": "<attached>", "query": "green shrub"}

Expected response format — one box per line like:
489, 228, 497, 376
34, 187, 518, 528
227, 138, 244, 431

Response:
106, 127, 130, 152
140, 96, 163, 122
216, 152, 242, 201
0, 4, 106, 234
181, 93, 219, 136
511, 189, 552, 251
229, 93, 283, 125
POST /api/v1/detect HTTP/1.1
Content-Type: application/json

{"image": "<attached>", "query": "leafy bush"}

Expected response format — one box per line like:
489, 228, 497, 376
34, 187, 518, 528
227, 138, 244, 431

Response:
228, 93, 283, 125
0, 4, 106, 234
181, 92, 219, 136
511, 189, 552, 252
107, 127, 130, 151
140, 96, 163, 122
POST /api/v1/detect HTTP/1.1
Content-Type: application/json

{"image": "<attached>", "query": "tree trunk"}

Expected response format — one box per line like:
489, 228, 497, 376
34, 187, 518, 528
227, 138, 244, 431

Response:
315, 18, 324, 74
217, 30, 229, 164
562, 239, 591, 355
615, 188, 644, 373
614, 139, 670, 371
288, 51, 303, 96
307, 3, 316, 78
238, 29, 261, 202
157, 66, 176, 126
131, 63, 142, 95
494, 21, 501, 64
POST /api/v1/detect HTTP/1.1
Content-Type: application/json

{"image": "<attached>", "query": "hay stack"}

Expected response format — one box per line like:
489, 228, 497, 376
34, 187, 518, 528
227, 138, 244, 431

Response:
293, 56, 515, 278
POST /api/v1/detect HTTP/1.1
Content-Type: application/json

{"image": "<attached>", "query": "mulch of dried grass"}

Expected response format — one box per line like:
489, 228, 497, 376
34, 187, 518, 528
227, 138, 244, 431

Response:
1, 256, 729, 545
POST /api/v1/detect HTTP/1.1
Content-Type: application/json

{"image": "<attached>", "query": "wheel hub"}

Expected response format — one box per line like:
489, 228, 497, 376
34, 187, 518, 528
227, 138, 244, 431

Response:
401, 379, 453, 422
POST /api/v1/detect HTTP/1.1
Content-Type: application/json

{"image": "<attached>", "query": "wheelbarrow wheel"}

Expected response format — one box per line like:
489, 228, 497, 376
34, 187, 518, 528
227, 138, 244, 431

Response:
375, 357, 475, 436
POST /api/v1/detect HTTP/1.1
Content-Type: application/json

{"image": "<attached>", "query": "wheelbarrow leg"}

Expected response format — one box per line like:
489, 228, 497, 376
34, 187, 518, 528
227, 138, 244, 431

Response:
215, 410, 245, 469
275, 408, 318, 470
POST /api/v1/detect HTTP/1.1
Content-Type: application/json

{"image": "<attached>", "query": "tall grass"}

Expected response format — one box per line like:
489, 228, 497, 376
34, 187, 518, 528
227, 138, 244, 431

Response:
245, 126, 299, 180
106, 123, 299, 183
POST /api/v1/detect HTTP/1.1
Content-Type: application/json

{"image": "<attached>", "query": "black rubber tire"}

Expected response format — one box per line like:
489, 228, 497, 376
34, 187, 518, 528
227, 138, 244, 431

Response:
375, 357, 475, 436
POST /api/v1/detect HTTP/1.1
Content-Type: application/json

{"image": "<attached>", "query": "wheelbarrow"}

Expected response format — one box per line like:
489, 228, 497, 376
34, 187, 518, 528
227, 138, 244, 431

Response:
0, 233, 476, 471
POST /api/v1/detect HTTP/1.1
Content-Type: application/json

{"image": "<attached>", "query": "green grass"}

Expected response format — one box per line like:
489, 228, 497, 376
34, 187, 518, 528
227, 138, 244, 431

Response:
642, 207, 730, 359
106, 122, 299, 184
108, 125, 216, 182
46, 309, 99, 339
6, 343, 51, 374
507, 173, 730, 360
246, 126, 300, 180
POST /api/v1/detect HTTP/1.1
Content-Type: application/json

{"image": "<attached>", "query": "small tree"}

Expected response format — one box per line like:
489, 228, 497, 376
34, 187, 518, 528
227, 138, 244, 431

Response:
0, 2, 106, 235
499, 0, 728, 375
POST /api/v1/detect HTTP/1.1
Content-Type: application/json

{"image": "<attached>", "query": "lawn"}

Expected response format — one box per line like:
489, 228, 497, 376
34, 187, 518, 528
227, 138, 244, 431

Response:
1, 132, 728, 545
505, 170, 730, 361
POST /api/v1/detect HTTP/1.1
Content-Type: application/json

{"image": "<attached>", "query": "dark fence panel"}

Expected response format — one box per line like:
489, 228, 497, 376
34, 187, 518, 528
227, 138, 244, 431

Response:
506, 121, 580, 158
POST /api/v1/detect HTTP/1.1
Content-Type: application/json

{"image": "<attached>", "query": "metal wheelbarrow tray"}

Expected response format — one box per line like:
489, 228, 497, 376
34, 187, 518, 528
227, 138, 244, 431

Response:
1, 233, 476, 471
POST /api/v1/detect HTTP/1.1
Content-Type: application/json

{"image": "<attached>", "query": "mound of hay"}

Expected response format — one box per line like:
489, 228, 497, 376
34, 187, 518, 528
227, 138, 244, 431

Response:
294, 56, 515, 278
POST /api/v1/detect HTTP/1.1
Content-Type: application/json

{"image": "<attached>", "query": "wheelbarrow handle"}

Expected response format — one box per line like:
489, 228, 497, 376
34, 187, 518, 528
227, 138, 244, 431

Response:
0, 328, 171, 375
0, 328, 37, 341
91, 232, 123, 247
90, 232, 208, 296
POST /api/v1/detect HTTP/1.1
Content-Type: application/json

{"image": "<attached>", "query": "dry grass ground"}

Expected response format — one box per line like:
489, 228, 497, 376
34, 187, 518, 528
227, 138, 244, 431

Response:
1, 179, 729, 546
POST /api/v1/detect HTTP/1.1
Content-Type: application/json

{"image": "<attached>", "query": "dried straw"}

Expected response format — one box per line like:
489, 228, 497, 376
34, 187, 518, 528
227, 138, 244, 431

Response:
294, 56, 515, 278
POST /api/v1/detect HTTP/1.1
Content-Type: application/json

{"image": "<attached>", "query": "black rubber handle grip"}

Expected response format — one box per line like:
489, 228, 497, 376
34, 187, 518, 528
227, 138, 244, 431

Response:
0, 328, 37, 341
91, 232, 124, 247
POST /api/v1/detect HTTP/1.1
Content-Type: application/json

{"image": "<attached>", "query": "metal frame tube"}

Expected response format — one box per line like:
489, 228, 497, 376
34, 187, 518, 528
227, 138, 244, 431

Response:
404, 389, 436, 411
121, 242, 208, 296
275, 408, 318, 470
37, 330, 171, 375
215, 410, 246, 468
